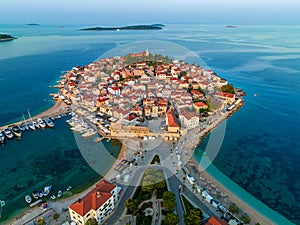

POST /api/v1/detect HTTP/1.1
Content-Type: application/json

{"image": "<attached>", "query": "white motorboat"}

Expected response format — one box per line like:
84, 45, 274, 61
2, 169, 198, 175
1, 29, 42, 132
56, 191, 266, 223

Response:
57, 190, 62, 198
66, 186, 72, 191
43, 185, 52, 196
11, 125, 22, 138
45, 118, 55, 128
37, 118, 46, 128
33, 121, 40, 129
0, 131, 5, 144
25, 195, 32, 204
50, 195, 56, 200
3, 128, 14, 139
28, 122, 36, 130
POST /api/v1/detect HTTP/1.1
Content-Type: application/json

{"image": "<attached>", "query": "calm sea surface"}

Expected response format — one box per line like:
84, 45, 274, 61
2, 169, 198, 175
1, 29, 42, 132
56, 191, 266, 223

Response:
0, 24, 299, 224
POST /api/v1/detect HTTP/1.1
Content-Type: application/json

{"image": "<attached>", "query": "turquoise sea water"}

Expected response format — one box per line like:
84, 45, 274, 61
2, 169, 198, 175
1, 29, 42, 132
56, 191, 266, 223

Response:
0, 24, 299, 224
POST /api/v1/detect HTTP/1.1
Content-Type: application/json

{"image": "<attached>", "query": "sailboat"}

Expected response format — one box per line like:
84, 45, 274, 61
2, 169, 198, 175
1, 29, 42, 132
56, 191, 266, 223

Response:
22, 113, 29, 131
27, 109, 36, 130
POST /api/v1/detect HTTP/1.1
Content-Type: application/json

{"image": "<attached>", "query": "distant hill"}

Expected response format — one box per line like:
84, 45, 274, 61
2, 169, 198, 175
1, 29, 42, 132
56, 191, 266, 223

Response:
0, 34, 17, 42
80, 24, 164, 31
26, 23, 40, 26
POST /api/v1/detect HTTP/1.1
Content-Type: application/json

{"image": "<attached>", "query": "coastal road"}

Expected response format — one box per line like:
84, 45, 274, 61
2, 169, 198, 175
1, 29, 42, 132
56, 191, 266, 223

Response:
105, 164, 217, 225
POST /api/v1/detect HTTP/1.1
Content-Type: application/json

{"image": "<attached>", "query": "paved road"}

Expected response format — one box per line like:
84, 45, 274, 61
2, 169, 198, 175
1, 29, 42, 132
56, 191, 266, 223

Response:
105, 139, 219, 225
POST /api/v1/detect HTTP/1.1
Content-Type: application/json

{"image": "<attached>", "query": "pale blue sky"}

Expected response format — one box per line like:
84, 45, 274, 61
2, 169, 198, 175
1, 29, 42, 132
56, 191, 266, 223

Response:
0, 0, 299, 25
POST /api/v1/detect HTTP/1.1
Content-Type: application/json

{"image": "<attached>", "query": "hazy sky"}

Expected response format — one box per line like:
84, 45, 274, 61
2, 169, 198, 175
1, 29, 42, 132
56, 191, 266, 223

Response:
0, 0, 299, 25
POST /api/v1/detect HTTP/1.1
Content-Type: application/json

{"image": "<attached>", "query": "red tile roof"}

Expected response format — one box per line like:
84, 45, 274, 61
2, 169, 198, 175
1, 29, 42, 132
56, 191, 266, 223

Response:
69, 180, 115, 217
206, 217, 228, 225
194, 102, 207, 108
167, 107, 179, 128
215, 91, 234, 99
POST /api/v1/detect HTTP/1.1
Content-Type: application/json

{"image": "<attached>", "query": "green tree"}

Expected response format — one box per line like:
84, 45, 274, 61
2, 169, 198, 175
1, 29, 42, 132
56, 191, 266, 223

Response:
125, 198, 137, 213
163, 191, 175, 201
255, 223, 261, 225
183, 208, 202, 225
220, 83, 235, 94
229, 204, 240, 214
164, 213, 179, 225
163, 199, 176, 212
85, 218, 97, 225
53, 213, 59, 220
240, 215, 251, 224
142, 168, 166, 193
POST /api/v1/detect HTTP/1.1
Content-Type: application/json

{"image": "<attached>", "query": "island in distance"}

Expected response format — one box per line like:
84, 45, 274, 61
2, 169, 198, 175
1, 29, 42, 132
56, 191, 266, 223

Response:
80, 24, 164, 31
0, 34, 17, 42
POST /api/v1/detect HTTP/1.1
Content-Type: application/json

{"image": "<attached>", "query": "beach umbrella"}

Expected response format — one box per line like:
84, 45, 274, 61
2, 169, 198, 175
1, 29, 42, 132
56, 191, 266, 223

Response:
215, 188, 221, 192
221, 192, 226, 197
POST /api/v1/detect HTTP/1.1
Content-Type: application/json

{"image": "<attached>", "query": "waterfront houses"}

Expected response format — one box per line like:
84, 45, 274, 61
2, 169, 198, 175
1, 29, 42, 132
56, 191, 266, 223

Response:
69, 180, 121, 225
55, 50, 243, 139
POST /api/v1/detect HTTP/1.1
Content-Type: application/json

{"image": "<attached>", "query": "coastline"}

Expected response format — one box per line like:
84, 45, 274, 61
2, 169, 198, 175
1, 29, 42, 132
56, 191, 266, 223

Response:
0, 99, 69, 130
8, 134, 128, 225
181, 103, 293, 225
6, 103, 292, 225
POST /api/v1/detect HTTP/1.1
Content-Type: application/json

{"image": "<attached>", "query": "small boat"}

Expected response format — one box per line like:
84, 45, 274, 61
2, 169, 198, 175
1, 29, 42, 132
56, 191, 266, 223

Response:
0, 131, 5, 144
57, 190, 62, 198
50, 195, 56, 200
38, 190, 44, 198
25, 195, 32, 204
43, 185, 52, 196
24, 124, 29, 131
45, 119, 55, 128
11, 126, 22, 138
18, 125, 26, 132
32, 191, 39, 199
37, 118, 46, 129
34, 121, 40, 129
66, 186, 72, 191
3, 128, 14, 139
28, 122, 36, 130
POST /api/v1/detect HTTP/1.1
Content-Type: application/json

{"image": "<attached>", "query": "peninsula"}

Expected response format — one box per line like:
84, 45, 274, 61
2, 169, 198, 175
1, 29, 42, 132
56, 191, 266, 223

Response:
0, 34, 17, 42
80, 24, 163, 31
13, 50, 283, 225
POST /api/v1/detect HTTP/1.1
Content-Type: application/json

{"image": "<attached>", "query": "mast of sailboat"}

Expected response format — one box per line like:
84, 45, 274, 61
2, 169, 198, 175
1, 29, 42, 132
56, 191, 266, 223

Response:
22, 113, 26, 123
27, 108, 33, 122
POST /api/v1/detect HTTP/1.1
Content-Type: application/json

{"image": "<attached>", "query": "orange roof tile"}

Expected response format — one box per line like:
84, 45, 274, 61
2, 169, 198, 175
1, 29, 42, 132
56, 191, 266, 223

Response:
69, 180, 115, 217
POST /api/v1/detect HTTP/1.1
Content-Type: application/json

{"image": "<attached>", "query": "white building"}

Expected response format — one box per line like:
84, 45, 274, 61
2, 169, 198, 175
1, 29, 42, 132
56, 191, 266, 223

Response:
179, 112, 199, 129
69, 180, 121, 225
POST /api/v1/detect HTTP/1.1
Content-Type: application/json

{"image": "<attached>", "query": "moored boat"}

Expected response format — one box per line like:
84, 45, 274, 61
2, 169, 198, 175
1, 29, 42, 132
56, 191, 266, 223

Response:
50, 195, 56, 200
43, 185, 52, 196
45, 118, 55, 128
37, 118, 46, 129
25, 195, 32, 204
28, 122, 36, 130
34, 121, 40, 129
11, 125, 22, 138
18, 125, 26, 132
32, 191, 39, 199
3, 128, 14, 139
66, 186, 72, 191
57, 190, 62, 198
0, 131, 5, 144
